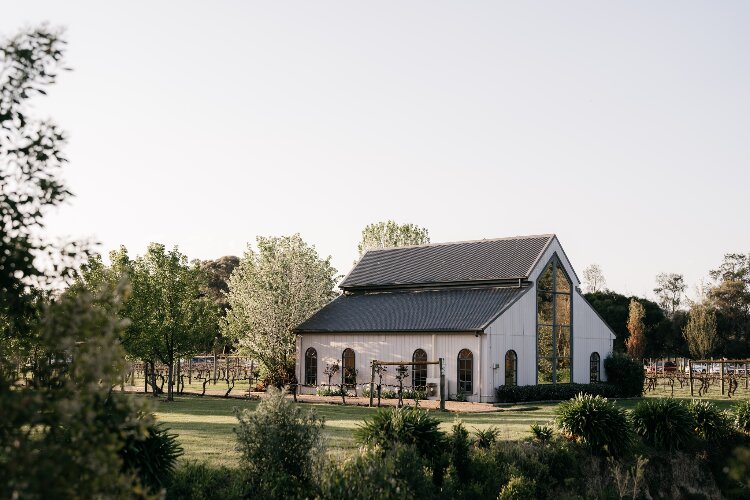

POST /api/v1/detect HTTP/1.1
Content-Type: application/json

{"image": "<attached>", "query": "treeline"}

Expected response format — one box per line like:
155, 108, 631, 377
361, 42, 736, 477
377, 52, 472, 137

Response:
583, 254, 750, 359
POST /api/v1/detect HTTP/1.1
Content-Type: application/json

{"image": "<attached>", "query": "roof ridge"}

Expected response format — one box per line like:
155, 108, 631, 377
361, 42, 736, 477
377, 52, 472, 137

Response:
364, 233, 555, 253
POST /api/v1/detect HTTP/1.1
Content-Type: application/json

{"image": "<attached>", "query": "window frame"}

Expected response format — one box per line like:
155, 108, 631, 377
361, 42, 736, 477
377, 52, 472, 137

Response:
536, 255, 574, 384
412, 349, 428, 389
505, 350, 518, 386
590, 352, 601, 383
342, 348, 356, 388
304, 347, 317, 386
457, 349, 473, 394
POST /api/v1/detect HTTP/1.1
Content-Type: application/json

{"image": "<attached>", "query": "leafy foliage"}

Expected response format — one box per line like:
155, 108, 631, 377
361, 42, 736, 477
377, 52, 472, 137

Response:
688, 400, 731, 442
354, 406, 444, 459
167, 462, 247, 499
555, 394, 633, 456
498, 475, 537, 500
496, 382, 622, 402
733, 400, 750, 433
626, 298, 647, 360
529, 424, 554, 443
475, 426, 500, 449
683, 303, 718, 359
223, 234, 338, 387
120, 422, 183, 490
234, 387, 325, 497
357, 220, 429, 257
631, 398, 695, 450
604, 352, 645, 397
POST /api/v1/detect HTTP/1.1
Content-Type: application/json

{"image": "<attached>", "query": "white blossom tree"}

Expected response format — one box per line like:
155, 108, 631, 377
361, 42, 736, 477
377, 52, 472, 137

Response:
357, 220, 429, 257
222, 234, 339, 386
582, 264, 607, 293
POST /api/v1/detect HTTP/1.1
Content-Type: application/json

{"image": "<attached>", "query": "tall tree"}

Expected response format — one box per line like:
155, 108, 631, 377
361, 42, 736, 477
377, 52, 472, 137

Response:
626, 298, 647, 360
707, 253, 750, 356
683, 304, 718, 359
653, 273, 687, 317
357, 220, 429, 257
223, 234, 338, 386
199, 256, 240, 353
582, 264, 606, 293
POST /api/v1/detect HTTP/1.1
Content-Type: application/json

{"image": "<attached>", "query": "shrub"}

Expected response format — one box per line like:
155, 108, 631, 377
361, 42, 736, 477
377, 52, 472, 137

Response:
498, 475, 537, 500
166, 462, 246, 499
733, 400, 750, 433
529, 424, 554, 443
475, 427, 500, 449
631, 398, 695, 450
319, 444, 436, 499
604, 353, 645, 397
448, 420, 473, 483
495, 382, 620, 402
234, 387, 324, 497
120, 422, 183, 490
688, 400, 730, 442
316, 385, 344, 397
354, 406, 444, 459
555, 394, 633, 456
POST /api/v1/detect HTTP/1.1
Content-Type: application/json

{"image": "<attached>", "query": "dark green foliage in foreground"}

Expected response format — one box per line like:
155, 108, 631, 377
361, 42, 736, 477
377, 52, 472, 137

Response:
688, 400, 731, 442
234, 387, 325, 498
120, 422, 183, 490
354, 406, 444, 459
319, 444, 436, 500
733, 400, 750, 433
497, 475, 537, 500
474, 426, 500, 449
631, 398, 695, 450
496, 382, 620, 402
604, 352, 645, 397
556, 394, 633, 456
167, 462, 247, 500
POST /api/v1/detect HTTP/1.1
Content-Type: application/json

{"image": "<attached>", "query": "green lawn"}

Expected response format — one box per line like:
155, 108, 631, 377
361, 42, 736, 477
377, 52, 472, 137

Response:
146, 392, 747, 467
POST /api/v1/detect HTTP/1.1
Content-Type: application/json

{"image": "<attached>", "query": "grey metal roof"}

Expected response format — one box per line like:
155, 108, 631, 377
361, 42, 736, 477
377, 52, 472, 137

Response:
295, 286, 529, 333
340, 234, 554, 290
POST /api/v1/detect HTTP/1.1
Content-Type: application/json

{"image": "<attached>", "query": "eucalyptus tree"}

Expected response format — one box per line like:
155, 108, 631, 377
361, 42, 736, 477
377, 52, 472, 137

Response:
223, 234, 338, 387
357, 220, 430, 257
653, 273, 687, 318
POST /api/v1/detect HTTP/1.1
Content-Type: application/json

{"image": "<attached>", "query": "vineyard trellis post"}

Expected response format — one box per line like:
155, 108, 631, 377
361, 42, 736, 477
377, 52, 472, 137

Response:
721, 361, 725, 395
439, 357, 445, 411
689, 360, 694, 397
369, 362, 376, 407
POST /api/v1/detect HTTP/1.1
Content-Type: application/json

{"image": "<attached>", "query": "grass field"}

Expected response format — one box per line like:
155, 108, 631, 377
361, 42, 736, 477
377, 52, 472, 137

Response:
145, 391, 748, 467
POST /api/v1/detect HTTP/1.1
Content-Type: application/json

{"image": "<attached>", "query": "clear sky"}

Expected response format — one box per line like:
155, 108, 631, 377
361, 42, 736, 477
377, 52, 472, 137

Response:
3, 1, 749, 300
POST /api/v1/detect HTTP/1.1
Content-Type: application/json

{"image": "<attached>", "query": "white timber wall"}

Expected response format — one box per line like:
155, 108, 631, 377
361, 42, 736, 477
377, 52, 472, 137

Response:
572, 291, 615, 383
296, 332, 483, 402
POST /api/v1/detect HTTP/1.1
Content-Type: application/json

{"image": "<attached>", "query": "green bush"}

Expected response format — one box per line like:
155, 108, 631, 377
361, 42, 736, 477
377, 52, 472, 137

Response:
733, 400, 750, 433
498, 475, 537, 500
449, 420, 473, 483
604, 353, 645, 397
355, 406, 444, 459
166, 462, 246, 499
234, 387, 324, 498
631, 398, 695, 450
529, 424, 554, 443
555, 394, 633, 456
316, 385, 344, 397
319, 444, 436, 499
475, 426, 500, 449
688, 400, 730, 442
120, 422, 183, 490
495, 382, 620, 402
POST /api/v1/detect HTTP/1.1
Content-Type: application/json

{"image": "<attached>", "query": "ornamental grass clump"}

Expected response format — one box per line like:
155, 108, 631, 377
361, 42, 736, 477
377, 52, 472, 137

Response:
555, 393, 633, 456
688, 400, 731, 442
354, 406, 444, 458
733, 400, 750, 433
631, 398, 695, 450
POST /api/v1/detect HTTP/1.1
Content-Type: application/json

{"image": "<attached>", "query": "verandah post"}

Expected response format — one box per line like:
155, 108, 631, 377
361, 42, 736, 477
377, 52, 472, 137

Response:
439, 357, 446, 411
689, 360, 694, 397
369, 361, 376, 407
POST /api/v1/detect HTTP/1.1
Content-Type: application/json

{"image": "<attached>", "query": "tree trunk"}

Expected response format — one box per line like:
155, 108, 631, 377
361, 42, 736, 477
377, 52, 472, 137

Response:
167, 356, 174, 401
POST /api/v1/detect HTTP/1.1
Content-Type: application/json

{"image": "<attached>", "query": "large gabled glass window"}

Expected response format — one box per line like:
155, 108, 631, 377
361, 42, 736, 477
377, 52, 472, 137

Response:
537, 256, 572, 384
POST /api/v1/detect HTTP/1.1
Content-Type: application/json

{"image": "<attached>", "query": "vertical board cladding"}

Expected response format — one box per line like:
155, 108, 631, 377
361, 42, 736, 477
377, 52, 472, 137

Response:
484, 288, 535, 397
297, 332, 482, 402
573, 291, 615, 383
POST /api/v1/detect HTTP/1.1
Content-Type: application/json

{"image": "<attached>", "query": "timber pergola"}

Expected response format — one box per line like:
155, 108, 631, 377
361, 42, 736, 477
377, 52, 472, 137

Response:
369, 359, 446, 411
688, 358, 750, 398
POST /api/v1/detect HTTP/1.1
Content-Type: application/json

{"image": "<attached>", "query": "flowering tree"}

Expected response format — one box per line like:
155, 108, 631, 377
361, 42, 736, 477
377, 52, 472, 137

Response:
357, 220, 429, 257
223, 234, 338, 387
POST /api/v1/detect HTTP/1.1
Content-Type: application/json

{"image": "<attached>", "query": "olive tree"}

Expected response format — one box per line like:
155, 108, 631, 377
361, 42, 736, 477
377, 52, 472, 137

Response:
223, 234, 338, 387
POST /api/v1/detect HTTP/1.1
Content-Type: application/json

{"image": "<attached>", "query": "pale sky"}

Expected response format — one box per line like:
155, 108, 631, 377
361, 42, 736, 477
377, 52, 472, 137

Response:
3, 1, 749, 301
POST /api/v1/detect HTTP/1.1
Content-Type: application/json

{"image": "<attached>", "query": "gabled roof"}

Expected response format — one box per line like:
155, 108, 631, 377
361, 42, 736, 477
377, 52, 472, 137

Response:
294, 285, 529, 333
340, 234, 554, 290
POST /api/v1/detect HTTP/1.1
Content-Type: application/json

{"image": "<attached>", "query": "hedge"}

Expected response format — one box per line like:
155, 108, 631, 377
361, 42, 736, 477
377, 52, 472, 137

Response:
495, 382, 621, 403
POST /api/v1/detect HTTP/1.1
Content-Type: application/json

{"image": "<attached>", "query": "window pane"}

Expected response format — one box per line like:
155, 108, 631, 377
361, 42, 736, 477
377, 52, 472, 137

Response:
537, 292, 554, 324
556, 356, 571, 383
412, 349, 427, 388
458, 349, 473, 393
305, 348, 317, 385
590, 352, 600, 383
555, 293, 571, 326
538, 262, 554, 291
342, 349, 356, 387
555, 265, 571, 293
537, 325, 553, 360
505, 351, 517, 386
556, 325, 571, 360
538, 357, 553, 384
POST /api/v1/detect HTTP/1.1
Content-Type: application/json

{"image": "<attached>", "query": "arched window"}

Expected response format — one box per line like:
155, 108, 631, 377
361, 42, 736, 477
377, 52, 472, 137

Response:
536, 255, 573, 384
590, 352, 601, 383
304, 348, 317, 385
342, 348, 356, 388
505, 350, 518, 386
412, 349, 428, 388
457, 349, 473, 394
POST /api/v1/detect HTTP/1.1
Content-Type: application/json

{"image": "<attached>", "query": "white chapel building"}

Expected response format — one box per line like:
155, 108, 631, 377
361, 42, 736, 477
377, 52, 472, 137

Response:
294, 234, 615, 403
